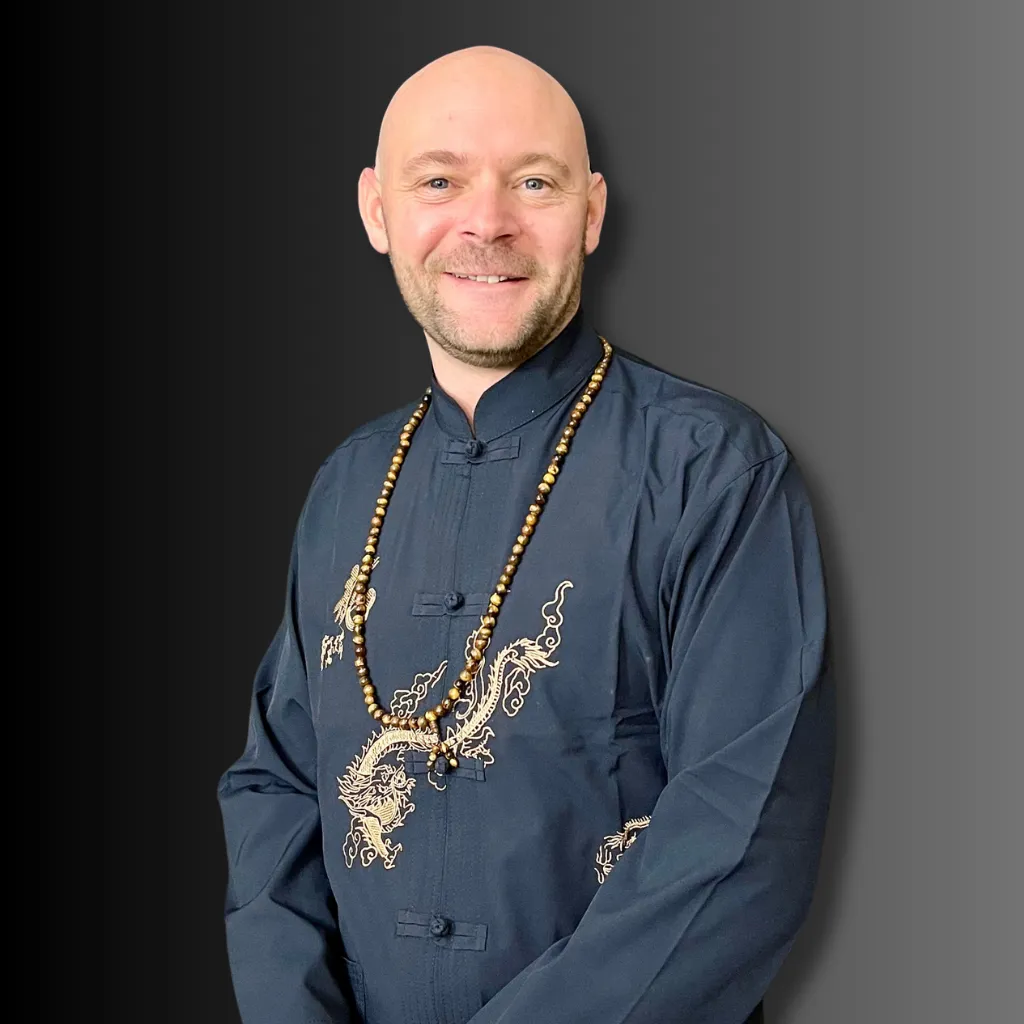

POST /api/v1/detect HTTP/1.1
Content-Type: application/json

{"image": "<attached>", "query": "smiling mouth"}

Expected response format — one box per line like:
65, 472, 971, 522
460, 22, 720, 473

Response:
444, 272, 528, 284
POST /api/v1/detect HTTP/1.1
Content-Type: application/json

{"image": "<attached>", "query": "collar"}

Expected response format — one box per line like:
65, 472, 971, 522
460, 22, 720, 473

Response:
427, 306, 603, 442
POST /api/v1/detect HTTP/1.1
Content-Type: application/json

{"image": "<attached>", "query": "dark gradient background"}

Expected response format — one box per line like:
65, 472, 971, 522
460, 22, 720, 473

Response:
49, 2, 1021, 1021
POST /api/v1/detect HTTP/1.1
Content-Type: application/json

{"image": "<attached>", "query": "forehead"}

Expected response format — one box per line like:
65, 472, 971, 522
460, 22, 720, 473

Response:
385, 70, 582, 178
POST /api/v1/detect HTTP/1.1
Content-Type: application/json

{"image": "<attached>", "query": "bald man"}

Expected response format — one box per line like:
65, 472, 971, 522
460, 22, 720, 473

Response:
218, 46, 833, 1024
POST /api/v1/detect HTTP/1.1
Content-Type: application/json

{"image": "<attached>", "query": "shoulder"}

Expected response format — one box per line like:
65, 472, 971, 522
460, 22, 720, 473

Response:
607, 341, 788, 471
299, 400, 419, 523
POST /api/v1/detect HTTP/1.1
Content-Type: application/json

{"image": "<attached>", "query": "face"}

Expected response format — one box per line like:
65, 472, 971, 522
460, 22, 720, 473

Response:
359, 60, 606, 369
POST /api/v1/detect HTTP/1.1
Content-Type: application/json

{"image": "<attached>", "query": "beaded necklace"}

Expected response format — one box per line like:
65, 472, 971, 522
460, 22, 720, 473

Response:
350, 336, 613, 773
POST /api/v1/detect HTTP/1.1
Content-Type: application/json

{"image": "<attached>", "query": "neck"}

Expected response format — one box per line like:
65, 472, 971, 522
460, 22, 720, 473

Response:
424, 307, 579, 435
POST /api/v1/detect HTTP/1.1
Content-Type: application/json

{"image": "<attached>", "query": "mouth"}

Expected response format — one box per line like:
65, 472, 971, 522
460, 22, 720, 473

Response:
443, 272, 529, 286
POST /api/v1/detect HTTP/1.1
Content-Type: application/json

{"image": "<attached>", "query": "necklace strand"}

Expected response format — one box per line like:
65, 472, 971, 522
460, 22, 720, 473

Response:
350, 336, 613, 772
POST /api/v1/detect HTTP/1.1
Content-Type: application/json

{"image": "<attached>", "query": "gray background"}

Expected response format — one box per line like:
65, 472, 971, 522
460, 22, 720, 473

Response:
91, 1, 1024, 1020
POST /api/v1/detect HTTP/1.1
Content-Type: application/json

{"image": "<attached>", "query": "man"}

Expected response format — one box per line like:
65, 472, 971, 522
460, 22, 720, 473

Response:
217, 45, 834, 1024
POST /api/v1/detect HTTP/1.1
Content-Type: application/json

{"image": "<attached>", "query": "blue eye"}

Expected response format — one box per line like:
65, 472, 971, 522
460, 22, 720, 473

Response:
427, 178, 449, 189
523, 178, 547, 191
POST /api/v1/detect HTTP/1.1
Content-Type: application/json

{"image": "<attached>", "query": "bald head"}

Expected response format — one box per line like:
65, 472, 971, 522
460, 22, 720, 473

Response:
357, 45, 606, 376
374, 46, 590, 184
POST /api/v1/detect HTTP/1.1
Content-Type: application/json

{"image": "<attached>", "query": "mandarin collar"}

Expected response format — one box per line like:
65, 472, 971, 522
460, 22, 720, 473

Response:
427, 306, 603, 442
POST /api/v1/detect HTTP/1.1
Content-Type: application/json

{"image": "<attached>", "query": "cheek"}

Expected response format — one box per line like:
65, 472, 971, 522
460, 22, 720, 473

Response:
530, 216, 586, 267
391, 208, 451, 263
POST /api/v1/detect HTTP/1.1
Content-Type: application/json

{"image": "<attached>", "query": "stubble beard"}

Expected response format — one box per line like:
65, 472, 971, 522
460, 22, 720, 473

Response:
388, 236, 587, 370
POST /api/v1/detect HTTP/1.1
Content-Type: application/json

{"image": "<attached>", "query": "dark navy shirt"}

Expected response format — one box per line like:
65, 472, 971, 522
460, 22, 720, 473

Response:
217, 308, 834, 1024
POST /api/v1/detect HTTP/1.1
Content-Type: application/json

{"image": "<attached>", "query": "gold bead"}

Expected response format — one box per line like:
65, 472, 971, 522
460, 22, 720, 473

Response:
477, 626, 492, 638
459, 669, 472, 682
392, 453, 403, 465
417, 716, 427, 728
448, 758, 459, 768
482, 615, 497, 627
352, 614, 364, 626
562, 426, 575, 439
382, 715, 392, 726
546, 464, 559, 476
525, 513, 538, 525
543, 473, 556, 485
495, 583, 507, 595
473, 636, 488, 650
581, 393, 592, 405
433, 704, 445, 717
377, 495, 389, 506
470, 648, 483, 661
362, 683, 375, 696
364, 695, 376, 706
367, 702, 379, 714
352, 633, 364, 645
503, 563, 517, 576
490, 593, 503, 606
512, 542, 525, 555
555, 442, 568, 455
448, 687, 461, 701
499, 574, 511, 585
520, 525, 533, 538
515, 535, 528, 546
529, 504, 542, 514
441, 699, 452, 711
425, 710, 437, 723
372, 709, 384, 720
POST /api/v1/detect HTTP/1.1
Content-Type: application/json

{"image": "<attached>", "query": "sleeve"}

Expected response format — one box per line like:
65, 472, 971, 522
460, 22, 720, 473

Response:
216, 495, 356, 1024
466, 448, 836, 1024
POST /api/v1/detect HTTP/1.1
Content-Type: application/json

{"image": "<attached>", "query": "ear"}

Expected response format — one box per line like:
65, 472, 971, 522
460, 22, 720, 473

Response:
357, 167, 390, 254
583, 172, 608, 255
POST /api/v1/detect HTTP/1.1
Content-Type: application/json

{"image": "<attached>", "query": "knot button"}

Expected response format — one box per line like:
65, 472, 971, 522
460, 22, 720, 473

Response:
429, 915, 451, 938
443, 591, 464, 611
464, 439, 484, 458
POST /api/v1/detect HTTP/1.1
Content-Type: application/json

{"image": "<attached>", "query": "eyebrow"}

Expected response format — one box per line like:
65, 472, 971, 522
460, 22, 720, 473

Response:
400, 149, 574, 181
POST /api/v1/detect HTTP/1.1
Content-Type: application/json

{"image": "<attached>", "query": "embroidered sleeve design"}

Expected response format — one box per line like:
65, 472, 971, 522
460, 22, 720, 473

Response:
336, 580, 573, 870
594, 816, 651, 884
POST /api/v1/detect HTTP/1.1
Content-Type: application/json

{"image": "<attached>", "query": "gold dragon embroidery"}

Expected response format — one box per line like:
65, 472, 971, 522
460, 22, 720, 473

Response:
320, 559, 379, 669
594, 816, 651, 884
334, 579, 573, 870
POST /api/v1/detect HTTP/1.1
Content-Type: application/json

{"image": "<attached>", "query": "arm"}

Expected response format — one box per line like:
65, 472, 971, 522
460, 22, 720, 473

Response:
216, 510, 355, 1023
468, 448, 835, 1024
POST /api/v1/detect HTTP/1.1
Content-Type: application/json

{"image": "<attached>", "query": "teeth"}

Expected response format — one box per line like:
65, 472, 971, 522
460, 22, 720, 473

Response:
452, 274, 513, 283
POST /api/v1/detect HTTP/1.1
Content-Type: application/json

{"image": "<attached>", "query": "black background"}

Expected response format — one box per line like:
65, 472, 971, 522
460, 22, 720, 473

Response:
46, 2, 1022, 1021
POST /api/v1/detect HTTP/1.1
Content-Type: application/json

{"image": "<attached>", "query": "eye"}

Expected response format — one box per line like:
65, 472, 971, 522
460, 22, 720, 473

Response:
522, 177, 549, 191
425, 177, 450, 190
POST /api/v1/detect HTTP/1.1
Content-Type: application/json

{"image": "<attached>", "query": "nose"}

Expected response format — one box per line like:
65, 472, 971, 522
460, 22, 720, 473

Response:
457, 180, 519, 245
